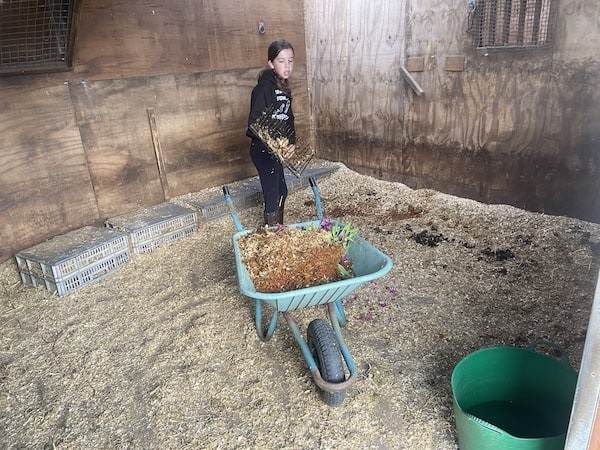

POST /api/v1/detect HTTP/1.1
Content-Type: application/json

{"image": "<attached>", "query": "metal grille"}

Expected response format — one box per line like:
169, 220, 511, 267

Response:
469, 0, 558, 49
0, 0, 73, 73
249, 104, 315, 178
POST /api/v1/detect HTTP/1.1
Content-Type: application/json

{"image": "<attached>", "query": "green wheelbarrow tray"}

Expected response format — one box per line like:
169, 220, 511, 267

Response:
232, 219, 393, 312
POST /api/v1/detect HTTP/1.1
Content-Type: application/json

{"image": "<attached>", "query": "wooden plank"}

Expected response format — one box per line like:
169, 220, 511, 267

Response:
146, 108, 170, 200
144, 70, 255, 197
444, 55, 465, 71
406, 56, 425, 72
70, 77, 172, 217
203, 0, 306, 70
73, 0, 306, 81
0, 80, 98, 262
74, 0, 210, 79
306, 0, 406, 141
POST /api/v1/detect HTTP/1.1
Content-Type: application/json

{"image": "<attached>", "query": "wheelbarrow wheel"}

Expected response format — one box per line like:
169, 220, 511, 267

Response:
307, 318, 346, 407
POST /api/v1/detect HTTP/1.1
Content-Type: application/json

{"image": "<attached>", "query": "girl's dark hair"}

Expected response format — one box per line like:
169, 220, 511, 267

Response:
258, 39, 294, 95
267, 39, 294, 63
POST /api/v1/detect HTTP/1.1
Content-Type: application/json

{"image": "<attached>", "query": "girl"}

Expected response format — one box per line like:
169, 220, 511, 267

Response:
247, 39, 296, 226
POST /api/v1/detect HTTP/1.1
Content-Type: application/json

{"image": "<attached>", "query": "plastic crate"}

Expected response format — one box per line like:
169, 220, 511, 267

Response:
16, 226, 129, 280
133, 225, 197, 253
15, 226, 131, 297
105, 202, 198, 254
19, 249, 130, 297
188, 191, 263, 222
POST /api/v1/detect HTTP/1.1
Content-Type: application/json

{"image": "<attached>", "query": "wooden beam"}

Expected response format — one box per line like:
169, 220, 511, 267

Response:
147, 108, 170, 201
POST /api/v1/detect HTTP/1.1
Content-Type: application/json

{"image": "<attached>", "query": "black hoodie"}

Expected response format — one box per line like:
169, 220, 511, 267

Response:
246, 69, 295, 142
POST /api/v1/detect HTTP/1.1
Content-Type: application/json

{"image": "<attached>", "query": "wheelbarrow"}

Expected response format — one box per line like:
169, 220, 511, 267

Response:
223, 178, 393, 406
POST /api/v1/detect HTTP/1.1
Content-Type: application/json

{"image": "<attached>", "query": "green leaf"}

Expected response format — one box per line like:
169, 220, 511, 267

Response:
337, 263, 352, 278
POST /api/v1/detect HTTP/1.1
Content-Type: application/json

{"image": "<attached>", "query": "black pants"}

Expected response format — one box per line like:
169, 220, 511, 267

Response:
250, 139, 287, 214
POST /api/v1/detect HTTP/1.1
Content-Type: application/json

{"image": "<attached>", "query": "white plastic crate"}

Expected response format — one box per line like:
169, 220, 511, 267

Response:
15, 226, 131, 297
105, 202, 198, 254
133, 225, 196, 253
19, 249, 130, 297
188, 191, 262, 221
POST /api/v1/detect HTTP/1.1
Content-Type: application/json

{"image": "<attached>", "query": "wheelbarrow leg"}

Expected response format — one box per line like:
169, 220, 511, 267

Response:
327, 302, 358, 380
254, 299, 279, 342
333, 299, 347, 327
282, 308, 357, 406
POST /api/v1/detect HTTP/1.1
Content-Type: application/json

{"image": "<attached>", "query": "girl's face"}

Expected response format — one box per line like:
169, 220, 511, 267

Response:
269, 49, 294, 80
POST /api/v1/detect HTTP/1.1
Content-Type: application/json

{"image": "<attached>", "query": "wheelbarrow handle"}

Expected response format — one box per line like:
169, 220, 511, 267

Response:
222, 186, 244, 232
309, 177, 324, 221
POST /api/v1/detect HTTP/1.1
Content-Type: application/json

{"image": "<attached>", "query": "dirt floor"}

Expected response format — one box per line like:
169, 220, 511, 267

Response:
1, 163, 599, 449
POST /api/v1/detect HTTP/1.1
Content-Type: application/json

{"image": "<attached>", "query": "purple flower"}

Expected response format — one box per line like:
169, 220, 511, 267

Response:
357, 312, 374, 323
320, 219, 334, 231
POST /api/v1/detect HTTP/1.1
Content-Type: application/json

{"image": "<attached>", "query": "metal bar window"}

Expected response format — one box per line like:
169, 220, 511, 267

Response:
0, 0, 74, 74
470, 0, 557, 49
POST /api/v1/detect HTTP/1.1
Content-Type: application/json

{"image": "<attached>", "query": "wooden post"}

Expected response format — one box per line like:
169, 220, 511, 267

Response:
146, 107, 170, 200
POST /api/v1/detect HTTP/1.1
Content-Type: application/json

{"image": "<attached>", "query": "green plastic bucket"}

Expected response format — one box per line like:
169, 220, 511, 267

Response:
451, 342, 578, 450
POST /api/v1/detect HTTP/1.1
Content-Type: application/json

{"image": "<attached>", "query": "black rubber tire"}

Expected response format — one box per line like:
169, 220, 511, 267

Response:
307, 318, 347, 407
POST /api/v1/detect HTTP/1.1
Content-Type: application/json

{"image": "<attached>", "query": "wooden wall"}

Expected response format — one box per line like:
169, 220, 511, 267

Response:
0, 0, 308, 263
304, 0, 600, 223
2, 0, 600, 264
